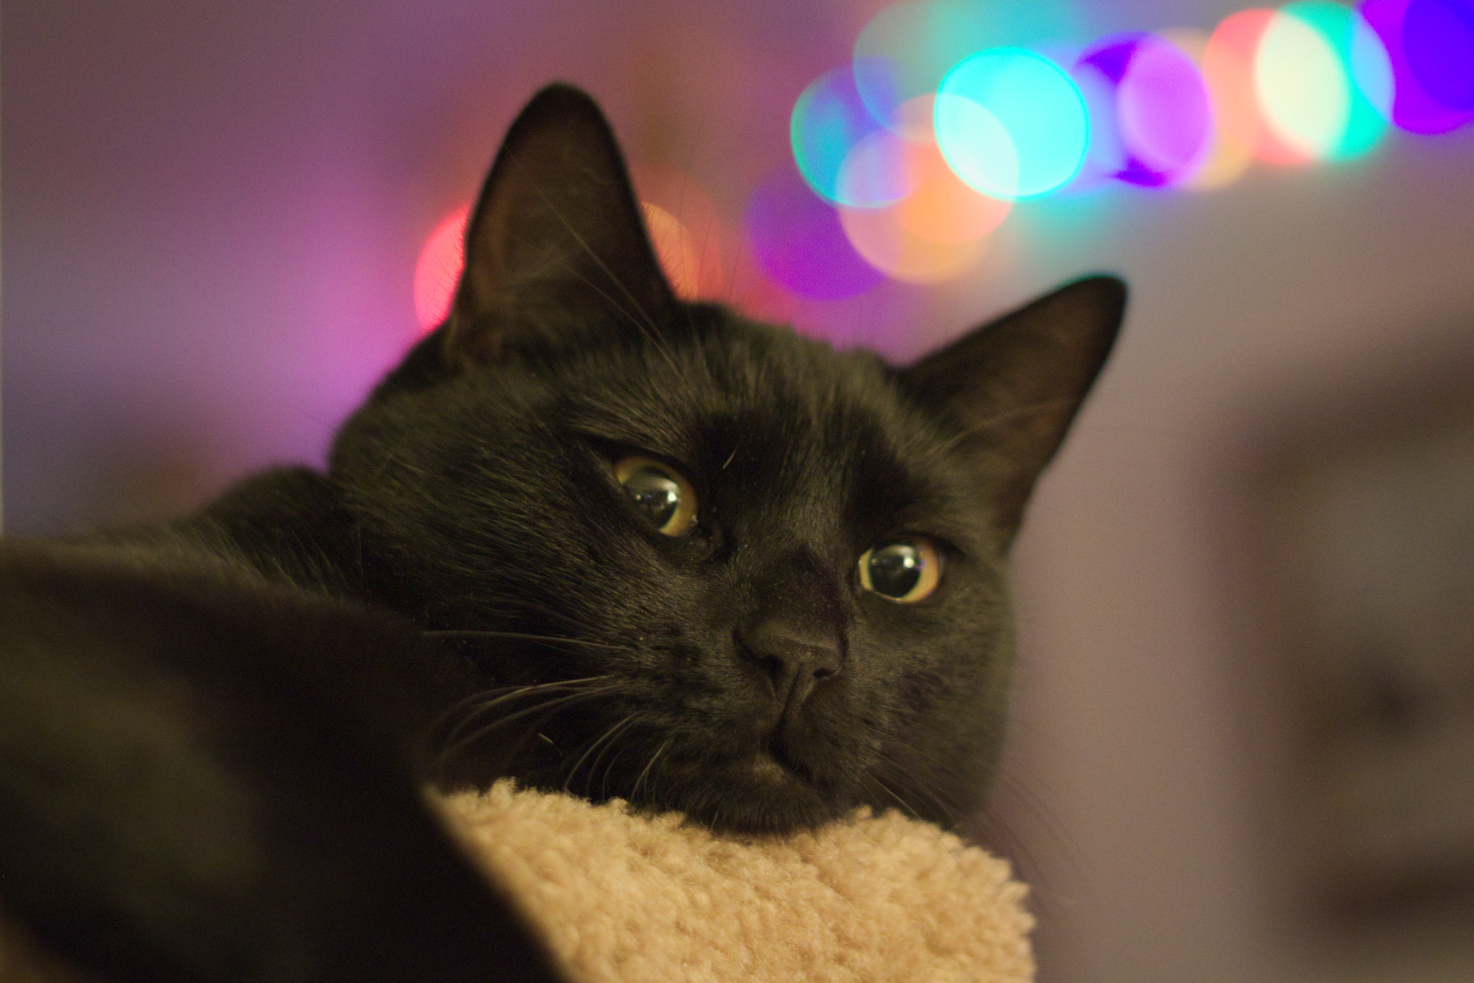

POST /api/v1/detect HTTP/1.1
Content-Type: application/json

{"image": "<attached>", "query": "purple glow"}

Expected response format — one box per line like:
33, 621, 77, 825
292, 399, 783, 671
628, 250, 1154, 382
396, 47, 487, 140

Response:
1078, 34, 1212, 187
1361, 0, 1474, 132
745, 166, 883, 301
1118, 37, 1213, 181
1081, 35, 1141, 87
1404, 0, 1474, 110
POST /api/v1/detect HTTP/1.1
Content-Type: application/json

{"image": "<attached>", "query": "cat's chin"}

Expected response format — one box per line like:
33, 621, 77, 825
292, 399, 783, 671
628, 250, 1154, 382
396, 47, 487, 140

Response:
639, 748, 850, 835
747, 748, 794, 785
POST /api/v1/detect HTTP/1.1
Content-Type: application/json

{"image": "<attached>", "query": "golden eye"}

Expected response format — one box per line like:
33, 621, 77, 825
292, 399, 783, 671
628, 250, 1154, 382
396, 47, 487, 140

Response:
614, 456, 698, 536
858, 538, 941, 603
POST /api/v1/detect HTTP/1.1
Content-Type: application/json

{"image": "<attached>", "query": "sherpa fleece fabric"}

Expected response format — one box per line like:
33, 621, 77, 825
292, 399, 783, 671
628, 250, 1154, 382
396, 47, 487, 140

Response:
441, 782, 1035, 983
0, 782, 1035, 983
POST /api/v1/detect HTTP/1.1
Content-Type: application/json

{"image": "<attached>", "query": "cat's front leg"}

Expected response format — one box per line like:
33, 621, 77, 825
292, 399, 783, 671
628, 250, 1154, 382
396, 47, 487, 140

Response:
0, 544, 567, 983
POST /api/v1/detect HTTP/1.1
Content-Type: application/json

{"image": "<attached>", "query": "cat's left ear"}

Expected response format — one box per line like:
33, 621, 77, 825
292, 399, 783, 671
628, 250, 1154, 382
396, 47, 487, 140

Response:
444, 84, 676, 365
899, 276, 1126, 546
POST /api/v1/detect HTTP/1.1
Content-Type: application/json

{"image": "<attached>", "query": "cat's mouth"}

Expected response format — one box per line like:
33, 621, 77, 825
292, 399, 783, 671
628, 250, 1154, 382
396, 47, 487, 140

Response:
659, 738, 810, 788
617, 727, 848, 833
748, 747, 799, 785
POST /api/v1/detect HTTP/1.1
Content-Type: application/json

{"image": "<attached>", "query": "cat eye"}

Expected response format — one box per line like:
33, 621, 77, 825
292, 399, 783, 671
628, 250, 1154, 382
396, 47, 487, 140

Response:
614, 456, 698, 536
858, 538, 941, 603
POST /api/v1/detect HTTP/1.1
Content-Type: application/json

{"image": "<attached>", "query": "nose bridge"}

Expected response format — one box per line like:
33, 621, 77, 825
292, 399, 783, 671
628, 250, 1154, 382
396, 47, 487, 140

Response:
735, 537, 849, 712
748, 534, 845, 636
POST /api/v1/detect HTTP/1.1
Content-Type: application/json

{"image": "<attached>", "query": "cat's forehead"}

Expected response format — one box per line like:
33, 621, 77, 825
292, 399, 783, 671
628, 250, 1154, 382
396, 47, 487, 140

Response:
552, 312, 990, 546
559, 317, 904, 453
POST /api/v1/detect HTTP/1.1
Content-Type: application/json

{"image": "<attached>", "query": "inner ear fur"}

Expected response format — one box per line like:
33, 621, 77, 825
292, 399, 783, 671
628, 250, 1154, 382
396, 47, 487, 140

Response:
899, 276, 1126, 544
444, 83, 676, 366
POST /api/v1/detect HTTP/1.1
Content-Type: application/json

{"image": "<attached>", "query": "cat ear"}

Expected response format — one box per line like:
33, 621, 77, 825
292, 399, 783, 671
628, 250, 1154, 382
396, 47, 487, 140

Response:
444, 84, 676, 365
899, 276, 1126, 545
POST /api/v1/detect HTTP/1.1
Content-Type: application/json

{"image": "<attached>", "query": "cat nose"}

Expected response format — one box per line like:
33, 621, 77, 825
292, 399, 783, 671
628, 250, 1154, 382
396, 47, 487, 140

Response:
736, 622, 844, 711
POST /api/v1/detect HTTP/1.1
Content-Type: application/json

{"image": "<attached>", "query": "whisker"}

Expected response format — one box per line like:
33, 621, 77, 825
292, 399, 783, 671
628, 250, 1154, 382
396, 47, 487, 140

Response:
560, 255, 699, 404
595, 735, 637, 801
425, 594, 608, 641
864, 772, 912, 815
871, 750, 966, 828
523, 181, 718, 413
991, 764, 1086, 871
631, 737, 672, 804
930, 398, 1075, 460
564, 713, 643, 795
549, 215, 662, 337
518, 175, 690, 385
422, 630, 628, 651
430, 675, 615, 746
978, 766, 1095, 923
434, 684, 623, 767
437, 687, 602, 761
594, 714, 647, 798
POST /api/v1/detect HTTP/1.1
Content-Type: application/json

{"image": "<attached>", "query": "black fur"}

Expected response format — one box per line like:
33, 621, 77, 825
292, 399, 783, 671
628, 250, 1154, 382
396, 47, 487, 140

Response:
0, 84, 1125, 982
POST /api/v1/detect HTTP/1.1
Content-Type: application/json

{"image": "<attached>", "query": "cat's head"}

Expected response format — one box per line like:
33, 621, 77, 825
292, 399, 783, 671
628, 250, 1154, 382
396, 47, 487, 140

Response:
331, 85, 1124, 834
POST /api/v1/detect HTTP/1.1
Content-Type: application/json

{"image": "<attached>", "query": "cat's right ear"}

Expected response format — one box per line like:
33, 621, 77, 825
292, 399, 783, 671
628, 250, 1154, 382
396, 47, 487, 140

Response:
899, 276, 1125, 547
439, 84, 677, 368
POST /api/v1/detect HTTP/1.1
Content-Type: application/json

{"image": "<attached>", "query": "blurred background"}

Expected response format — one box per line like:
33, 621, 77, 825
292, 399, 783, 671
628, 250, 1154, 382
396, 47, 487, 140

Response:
4, 0, 1473, 980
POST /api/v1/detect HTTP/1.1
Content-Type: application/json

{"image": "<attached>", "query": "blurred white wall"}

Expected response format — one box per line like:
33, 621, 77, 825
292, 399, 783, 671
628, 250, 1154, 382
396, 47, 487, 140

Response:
992, 128, 1474, 982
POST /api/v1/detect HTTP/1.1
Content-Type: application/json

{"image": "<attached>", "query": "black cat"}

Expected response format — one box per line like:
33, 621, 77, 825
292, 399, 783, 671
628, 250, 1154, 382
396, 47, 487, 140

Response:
0, 85, 1125, 983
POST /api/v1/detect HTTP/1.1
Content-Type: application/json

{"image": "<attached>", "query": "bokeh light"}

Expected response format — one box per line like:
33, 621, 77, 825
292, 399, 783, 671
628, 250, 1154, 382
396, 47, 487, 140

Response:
837, 127, 922, 208
1203, 9, 1312, 165
634, 166, 729, 301
1121, 35, 1214, 182
1255, 7, 1351, 160
772, 0, 1472, 290
414, 203, 470, 332
1077, 33, 1213, 186
1162, 27, 1256, 188
936, 48, 1088, 198
892, 126, 1012, 243
790, 66, 885, 205
1361, 0, 1474, 132
643, 204, 706, 301
932, 93, 1020, 199
838, 198, 984, 283
1285, 1, 1393, 159
835, 95, 1008, 283
853, 1, 987, 129
1403, 0, 1474, 109
746, 165, 884, 300
1071, 59, 1127, 187
853, 1, 1083, 129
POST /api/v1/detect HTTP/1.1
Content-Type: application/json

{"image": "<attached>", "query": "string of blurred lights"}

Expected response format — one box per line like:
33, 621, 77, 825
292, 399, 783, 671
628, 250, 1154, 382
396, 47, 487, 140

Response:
761, 0, 1472, 296
416, 0, 1473, 327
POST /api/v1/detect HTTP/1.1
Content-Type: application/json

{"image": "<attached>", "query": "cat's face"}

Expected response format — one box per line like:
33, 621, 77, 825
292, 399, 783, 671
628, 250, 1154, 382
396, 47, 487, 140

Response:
331, 85, 1124, 834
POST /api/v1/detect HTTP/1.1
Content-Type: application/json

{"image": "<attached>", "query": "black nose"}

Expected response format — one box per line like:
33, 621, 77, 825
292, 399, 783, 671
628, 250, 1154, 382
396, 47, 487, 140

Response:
737, 621, 843, 712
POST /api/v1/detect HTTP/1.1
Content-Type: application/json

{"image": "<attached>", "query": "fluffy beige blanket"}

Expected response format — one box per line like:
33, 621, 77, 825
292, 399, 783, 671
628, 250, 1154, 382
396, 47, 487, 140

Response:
2, 783, 1035, 982
444, 783, 1034, 983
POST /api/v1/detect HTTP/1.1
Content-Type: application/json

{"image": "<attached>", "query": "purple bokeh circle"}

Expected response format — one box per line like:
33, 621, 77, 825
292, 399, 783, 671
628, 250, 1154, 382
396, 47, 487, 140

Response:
745, 166, 884, 301
1360, 0, 1474, 133
1077, 33, 1212, 187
